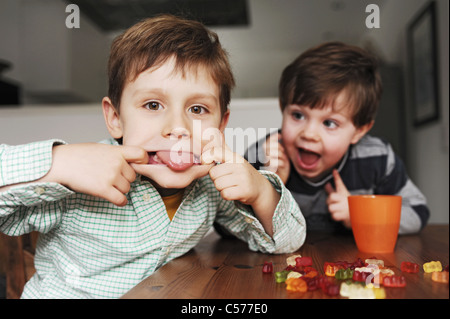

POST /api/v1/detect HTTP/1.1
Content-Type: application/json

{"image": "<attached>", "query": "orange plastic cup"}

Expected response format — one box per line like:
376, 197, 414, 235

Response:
348, 195, 402, 253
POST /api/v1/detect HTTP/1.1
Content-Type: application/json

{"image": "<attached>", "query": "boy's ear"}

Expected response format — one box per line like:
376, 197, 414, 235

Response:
219, 110, 230, 132
351, 121, 374, 144
102, 97, 123, 139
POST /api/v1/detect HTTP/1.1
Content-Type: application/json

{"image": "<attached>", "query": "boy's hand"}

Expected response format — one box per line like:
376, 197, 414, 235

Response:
262, 133, 290, 184
202, 135, 280, 236
45, 143, 148, 206
325, 169, 351, 228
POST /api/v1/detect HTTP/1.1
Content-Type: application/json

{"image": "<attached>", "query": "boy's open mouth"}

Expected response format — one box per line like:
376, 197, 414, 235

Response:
297, 147, 321, 169
147, 150, 201, 171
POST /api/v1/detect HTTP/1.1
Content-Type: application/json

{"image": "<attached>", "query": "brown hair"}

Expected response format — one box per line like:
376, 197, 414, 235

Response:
279, 42, 382, 127
108, 14, 235, 116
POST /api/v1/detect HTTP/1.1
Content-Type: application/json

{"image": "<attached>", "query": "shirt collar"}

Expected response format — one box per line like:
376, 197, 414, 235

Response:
299, 148, 349, 187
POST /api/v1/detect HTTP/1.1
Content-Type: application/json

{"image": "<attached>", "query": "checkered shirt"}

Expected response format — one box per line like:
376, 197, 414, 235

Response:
0, 139, 306, 298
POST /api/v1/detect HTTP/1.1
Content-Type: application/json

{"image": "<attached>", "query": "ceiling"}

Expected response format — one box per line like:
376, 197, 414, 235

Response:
64, 0, 387, 52
66, 0, 249, 32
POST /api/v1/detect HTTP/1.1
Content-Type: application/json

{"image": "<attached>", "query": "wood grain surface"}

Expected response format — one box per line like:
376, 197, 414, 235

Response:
122, 225, 449, 299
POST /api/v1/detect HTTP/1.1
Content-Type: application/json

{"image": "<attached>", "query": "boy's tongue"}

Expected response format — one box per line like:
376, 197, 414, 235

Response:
299, 149, 320, 166
155, 150, 200, 171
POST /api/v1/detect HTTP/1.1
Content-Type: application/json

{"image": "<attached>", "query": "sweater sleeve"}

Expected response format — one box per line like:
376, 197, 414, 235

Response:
375, 144, 430, 234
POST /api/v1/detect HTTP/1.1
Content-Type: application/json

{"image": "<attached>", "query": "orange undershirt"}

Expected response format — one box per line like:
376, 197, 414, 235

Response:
161, 191, 184, 221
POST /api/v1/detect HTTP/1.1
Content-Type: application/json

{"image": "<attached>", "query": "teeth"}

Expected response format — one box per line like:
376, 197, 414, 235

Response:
153, 153, 161, 164
148, 152, 163, 164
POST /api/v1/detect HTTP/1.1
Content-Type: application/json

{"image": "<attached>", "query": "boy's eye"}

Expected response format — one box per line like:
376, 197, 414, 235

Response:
189, 105, 206, 115
323, 119, 338, 129
144, 101, 162, 111
292, 112, 304, 120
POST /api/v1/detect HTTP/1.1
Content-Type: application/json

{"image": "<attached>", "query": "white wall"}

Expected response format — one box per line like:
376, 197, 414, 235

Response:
0, 0, 108, 103
365, 0, 449, 224
210, 0, 384, 98
0, 104, 108, 145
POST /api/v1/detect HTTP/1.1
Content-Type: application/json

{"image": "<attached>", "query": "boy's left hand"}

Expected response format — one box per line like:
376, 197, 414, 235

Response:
325, 169, 351, 228
202, 134, 280, 236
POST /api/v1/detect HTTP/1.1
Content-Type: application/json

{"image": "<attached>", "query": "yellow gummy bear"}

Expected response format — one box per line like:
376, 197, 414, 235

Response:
423, 261, 442, 273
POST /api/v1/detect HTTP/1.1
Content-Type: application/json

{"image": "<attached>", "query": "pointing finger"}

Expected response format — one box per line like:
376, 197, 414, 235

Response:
324, 182, 334, 195
332, 169, 348, 194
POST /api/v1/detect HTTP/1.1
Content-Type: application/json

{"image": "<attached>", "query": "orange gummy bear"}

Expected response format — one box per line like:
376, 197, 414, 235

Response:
431, 271, 449, 284
285, 277, 308, 292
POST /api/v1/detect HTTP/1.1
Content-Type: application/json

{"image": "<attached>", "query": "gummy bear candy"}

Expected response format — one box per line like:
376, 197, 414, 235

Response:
335, 268, 354, 280
322, 283, 340, 296
374, 268, 394, 285
286, 271, 302, 279
285, 277, 307, 293
275, 270, 290, 283
286, 254, 302, 266
350, 287, 375, 299
431, 271, 449, 283
366, 284, 386, 299
323, 262, 345, 276
262, 262, 273, 274
302, 277, 319, 291
295, 256, 312, 267
349, 258, 365, 269
302, 268, 318, 278
365, 258, 384, 268
353, 270, 372, 283
423, 261, 442, 273
383, 275, 406, 287
339, 282, 364, 298
316, 275, 333, 290
401, 261, 420, 273
339, 281, 354, 298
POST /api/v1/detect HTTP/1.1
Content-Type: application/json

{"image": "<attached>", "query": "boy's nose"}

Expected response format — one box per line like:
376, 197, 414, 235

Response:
162, 115, 192, 139
300, 123, 320, 142
169, 127, 190, 139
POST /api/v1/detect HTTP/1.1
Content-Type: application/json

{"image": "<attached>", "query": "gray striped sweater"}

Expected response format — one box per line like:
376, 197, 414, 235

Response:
246, 134, 429, 234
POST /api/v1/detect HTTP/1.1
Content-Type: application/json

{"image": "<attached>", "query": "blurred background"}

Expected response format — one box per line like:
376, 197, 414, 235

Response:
0, 0, 448, 224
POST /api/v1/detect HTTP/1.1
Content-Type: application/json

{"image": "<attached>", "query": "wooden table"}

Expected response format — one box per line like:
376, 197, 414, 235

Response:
122, 225, 449, 299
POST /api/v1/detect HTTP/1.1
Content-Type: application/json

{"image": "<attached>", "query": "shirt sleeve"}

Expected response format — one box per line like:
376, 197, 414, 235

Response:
215, 170, 306, 254
375, 144, 430, 234
0, 140, 73, 235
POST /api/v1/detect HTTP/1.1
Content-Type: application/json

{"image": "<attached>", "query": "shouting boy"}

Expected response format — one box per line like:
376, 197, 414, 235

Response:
247, 42, 429, 233
0, 15, 305, 298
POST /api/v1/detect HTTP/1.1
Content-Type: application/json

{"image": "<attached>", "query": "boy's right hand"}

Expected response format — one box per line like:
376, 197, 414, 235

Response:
44, 143, 148, 206
262, 133, 290, 184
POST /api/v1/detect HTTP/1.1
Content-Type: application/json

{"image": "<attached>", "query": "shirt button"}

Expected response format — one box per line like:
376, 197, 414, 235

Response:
34, 186, 46, 195
244, 216, 253, 224
142, 193, 151, 202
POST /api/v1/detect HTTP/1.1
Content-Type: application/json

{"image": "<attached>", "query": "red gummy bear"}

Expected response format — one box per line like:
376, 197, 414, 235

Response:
323, 283, 340, 296
383, 275, 406, 287
401, 261, 419, 273
262, 262, 273, 274
295, 256, 313, 267
353, 270, 373, 283
302, 277, 319, 291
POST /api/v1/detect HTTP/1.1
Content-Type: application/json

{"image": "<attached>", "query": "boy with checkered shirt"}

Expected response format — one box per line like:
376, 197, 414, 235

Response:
0, 15, 306, 298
